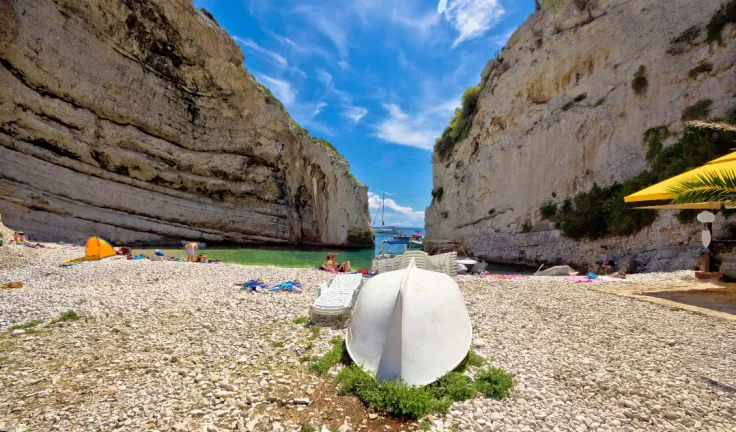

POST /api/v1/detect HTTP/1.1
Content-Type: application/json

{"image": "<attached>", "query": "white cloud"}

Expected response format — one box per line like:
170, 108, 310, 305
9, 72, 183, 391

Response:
489, 28, 515, 46
441, 0, 505, 47
396, 49, 413, 71
338, 61, 350, 71
266, 29, 334, 61
316, 18, 350, 58
316, 68, 366, 123
293, 6, 350, 58
374, 98, 459, 150
383, 103, 408, 120
313, 101, 327, 117
254, 74, 297, 104
301, 119, 335, 136
315, 68, 333, 86
368, 191, 425, 226
233, 36, 287, 68
343, 106, 369, 123
314, 68, 352, 104
391, 10, 440, 35
234, 36, 307, 78
268, 32, 300, 50
437, 0, 449, 13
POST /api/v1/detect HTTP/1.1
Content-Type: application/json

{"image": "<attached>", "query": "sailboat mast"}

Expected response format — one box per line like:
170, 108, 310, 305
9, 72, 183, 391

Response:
372, 193, 381, 225
381, 192, 385, 227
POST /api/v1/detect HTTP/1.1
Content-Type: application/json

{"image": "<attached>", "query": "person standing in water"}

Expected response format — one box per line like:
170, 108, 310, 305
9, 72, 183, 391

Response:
184, 241, 198, 262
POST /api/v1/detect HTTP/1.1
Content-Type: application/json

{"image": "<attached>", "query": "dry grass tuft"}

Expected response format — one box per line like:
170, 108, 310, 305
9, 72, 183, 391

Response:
686, 120, 736, 133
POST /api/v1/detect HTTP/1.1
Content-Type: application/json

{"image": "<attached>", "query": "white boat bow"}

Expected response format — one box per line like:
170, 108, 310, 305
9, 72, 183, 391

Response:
346, 259, 472, 385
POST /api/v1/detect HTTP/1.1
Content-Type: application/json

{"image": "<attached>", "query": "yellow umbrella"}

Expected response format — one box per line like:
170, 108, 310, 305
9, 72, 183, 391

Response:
624, 151, 736, 209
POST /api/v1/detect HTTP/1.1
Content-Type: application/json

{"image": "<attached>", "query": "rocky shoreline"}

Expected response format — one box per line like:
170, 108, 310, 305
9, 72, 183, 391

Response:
1, 245, 735, 431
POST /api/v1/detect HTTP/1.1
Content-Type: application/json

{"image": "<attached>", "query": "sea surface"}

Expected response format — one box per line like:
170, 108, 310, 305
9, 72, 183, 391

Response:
133, 228, 426, 270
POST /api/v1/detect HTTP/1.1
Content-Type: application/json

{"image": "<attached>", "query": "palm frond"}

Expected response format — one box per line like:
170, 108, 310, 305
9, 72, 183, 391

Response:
685, 120, 736, 133
667, 170, 736, 206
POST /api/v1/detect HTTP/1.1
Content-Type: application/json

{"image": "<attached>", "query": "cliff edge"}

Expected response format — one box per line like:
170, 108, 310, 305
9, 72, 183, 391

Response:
0, 0, 372, 247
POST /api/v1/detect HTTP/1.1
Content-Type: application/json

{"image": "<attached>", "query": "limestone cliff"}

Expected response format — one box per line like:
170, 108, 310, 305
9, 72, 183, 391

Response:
0, 212, 12, 246
0, 0, 372, 246
426, 0, 736, 271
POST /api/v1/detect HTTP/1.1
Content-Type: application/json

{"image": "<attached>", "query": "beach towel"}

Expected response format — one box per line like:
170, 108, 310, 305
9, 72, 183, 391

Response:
486, 274, 522, 279
563, 276, 593, 283
243, 279, 269, 291
27, 243, 53, 249
269, 280, 303, 292
563, 275, 628, 283
596, 276, 628, 283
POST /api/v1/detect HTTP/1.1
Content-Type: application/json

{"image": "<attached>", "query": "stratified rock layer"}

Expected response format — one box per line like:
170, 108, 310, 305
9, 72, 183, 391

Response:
0, 0, 372, 246
426, 0, 735, 271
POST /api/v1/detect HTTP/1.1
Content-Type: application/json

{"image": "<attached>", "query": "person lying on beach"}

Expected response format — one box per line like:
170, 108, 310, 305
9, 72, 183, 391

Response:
184, 242, 198, 262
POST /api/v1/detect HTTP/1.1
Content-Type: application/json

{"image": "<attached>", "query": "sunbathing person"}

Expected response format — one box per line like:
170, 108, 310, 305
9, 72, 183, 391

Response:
337, 259, 351, 272
319, 252, 352, 272
319, 252, 337, 271
13, 231, 27, 245
332, 252, 352, 272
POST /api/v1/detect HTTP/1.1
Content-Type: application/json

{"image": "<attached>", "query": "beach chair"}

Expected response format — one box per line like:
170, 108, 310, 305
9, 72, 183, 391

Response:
399, 251, 429, 269
371, 256, 400, 274
372, 251, 457, 277
309, 273, 364, 326
426, 252, 458, 277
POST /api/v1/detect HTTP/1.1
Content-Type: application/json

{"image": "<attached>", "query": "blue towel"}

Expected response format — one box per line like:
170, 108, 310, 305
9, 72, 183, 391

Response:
269, 280, 303, 292
243, 280, 269, 291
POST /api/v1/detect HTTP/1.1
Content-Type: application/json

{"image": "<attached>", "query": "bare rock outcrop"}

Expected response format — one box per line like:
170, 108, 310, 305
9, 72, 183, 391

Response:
0, 0, 372, 246
426, 0, 736, 271
0, 212, 12, 246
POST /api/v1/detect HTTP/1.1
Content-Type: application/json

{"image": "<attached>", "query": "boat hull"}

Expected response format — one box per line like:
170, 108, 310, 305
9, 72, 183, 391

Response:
346, 260, 472, 385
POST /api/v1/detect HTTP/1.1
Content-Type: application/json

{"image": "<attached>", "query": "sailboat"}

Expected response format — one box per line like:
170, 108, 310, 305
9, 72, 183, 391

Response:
372, 192, 403, 234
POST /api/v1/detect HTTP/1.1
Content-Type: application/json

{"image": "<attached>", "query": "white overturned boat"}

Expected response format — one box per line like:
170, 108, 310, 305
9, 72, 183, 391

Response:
534, 265, 578, 276
346, 259, 472, 386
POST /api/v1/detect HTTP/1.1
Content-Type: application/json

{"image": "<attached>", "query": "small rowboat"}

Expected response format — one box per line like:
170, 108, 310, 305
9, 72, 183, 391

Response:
346, 259, 473, 385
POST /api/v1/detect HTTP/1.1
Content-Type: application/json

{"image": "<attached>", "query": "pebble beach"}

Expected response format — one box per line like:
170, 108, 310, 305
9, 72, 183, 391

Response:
1, 245, 735, 432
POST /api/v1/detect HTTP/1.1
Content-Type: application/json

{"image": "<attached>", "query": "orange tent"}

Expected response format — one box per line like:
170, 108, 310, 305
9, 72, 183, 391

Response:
65, 237, 117, 263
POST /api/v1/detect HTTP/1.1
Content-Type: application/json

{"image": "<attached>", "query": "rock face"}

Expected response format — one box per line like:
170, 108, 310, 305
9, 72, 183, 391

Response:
426, 0, 736, 271
0, 212, 12, 245
0, 0, 372, 247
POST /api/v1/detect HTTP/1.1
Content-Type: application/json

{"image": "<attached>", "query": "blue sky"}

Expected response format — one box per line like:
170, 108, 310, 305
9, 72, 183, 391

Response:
194, 0, 535, 227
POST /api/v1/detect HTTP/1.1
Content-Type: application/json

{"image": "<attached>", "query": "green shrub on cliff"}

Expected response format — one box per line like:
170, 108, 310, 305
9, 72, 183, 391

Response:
347, 229, 374, 247
310, 136, 340, 157
706, 0, 736, 45
432, 187, 444, 203
540, 203, 557, 220
435, 85, 482, 160
632, 66, 648, 95
558, 119, 736, 239
199, 7, 218, 25
681, 99, 713, 121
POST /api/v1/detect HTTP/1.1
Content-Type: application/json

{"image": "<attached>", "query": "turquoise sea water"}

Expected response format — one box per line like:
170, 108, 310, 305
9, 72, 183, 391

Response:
133, 228, 426, 269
